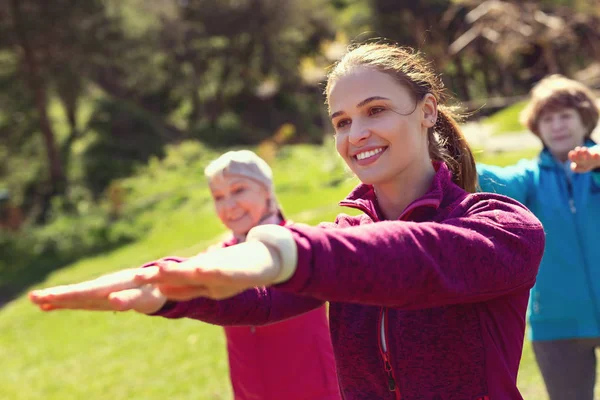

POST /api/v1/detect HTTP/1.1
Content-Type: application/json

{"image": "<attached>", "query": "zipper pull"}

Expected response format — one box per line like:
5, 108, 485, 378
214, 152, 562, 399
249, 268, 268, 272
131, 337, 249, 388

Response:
385, 361, 396, 391
387, 372, 396, 391
569, 198, 576, 214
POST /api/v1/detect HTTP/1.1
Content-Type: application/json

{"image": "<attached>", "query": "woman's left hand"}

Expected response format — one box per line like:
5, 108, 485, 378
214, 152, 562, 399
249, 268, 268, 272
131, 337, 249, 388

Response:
135, 241, 282, 301
569, 146, 600, 173
29, 268, 168, 314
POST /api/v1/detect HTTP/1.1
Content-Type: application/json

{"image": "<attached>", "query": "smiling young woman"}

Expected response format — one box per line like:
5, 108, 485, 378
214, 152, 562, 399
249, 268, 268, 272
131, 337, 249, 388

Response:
31, 43, 545, 400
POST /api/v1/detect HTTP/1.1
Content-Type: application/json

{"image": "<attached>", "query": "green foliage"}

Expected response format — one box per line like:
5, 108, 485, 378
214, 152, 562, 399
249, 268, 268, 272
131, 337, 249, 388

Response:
0, 207, 141, 297
474, 147, 539, 166
83, 98, 169, 196
482, 100, 529, 135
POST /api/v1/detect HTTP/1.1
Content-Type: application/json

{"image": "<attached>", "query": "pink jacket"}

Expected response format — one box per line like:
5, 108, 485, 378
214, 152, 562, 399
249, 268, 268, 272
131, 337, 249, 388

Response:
149, 227, 341, 400
218, 235, 341, 400
152, 162, 545, 399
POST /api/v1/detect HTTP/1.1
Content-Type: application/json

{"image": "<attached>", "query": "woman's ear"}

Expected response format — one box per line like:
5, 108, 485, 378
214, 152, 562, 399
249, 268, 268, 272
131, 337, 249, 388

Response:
421, 93, 438, 129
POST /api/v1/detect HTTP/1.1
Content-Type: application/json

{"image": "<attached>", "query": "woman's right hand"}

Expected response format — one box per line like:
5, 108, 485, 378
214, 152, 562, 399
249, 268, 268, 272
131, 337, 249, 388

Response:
29, 268, 168, 314
569, 146, 600, 173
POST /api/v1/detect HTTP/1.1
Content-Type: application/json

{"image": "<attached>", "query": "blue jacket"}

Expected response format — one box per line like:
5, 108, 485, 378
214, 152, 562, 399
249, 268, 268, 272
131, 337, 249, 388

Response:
478, 140, 600, 341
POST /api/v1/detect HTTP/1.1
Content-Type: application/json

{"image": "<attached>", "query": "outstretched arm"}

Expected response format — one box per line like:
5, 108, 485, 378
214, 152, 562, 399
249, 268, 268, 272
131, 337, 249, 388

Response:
477, 160, 534, 204
154, 284, 324, 326
137, 195, 545, 310
30, 256, 324, 326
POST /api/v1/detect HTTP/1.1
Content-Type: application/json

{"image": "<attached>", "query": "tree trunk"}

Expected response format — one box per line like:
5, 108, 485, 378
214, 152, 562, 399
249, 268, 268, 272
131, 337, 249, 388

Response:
10, 0, 66, 201
541, 40, 560, 75
58, 91, 79, 179
454, 55, 471, 101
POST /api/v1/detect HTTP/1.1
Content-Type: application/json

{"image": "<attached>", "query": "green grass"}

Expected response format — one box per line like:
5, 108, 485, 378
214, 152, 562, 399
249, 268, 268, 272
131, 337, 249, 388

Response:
474, 147, 539, 166
0, 142, 584, 400
483, 100, 529, 136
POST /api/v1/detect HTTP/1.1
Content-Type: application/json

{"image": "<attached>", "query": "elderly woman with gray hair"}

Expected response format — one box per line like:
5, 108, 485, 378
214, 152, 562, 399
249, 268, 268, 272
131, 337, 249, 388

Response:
31, 150, 341, 400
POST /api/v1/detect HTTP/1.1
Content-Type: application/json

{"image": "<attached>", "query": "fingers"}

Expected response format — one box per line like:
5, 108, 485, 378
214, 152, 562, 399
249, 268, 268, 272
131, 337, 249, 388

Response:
29, 269, 142, 306
35, 300, 116, 312
33, 285, 165, 314
29, 282, 97, 305
569, 146, 598, 173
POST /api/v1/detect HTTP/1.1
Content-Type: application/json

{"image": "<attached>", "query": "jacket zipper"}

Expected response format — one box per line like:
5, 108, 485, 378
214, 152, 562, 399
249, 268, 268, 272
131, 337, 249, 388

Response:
379, 308, 401, 399
566, 179, 577, 214
342, 196, 440, 400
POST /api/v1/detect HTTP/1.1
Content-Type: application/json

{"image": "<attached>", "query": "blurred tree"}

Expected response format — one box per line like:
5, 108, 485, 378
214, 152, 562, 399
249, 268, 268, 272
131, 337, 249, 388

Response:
158, 0, 337, 145
0, 0, 598, 226
1, 0, 126, 220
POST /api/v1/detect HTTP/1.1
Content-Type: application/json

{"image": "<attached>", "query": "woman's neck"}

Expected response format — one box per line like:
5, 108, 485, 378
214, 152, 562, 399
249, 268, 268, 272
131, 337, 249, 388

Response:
549, 139, 587, 163
373, 160, 436, 220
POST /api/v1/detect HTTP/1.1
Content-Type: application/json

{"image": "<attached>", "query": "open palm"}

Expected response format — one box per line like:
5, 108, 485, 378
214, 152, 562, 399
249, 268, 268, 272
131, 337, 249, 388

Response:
569, 146, 600, 173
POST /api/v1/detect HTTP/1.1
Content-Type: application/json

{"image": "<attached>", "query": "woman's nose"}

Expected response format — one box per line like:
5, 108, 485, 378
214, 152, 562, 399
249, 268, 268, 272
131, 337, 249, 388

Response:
551, 117, 563, 130
348, 123, 371, 146
222, 197, 237, 211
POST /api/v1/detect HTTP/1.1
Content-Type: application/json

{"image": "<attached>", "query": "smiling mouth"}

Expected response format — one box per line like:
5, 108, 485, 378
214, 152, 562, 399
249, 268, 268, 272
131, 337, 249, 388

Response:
228, 214, 247, 222
354, 147, 387, 160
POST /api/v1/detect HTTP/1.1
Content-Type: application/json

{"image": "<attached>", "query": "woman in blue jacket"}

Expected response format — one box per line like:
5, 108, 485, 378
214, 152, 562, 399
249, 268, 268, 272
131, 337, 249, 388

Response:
479, 74, 600, 400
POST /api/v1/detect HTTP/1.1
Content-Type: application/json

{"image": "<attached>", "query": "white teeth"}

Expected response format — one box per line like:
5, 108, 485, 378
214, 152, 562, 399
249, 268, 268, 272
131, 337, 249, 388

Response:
356, 147, 384, 160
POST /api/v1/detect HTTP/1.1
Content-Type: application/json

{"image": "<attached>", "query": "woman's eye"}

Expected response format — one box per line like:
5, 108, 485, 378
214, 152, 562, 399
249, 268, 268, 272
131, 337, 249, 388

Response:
369, 106, 385, 115
213, 195, 224, 201
232, 187, 246, 195
560, 113, 573, 120
336, 119, 351, 129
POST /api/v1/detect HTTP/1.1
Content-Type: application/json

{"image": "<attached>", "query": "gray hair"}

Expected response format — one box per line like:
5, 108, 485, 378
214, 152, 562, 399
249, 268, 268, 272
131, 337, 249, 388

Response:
204, 150, 281, 215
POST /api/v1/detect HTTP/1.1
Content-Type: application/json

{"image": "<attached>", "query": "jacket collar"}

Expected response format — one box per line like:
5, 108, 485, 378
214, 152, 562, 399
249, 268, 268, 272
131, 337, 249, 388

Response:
339, 161, 450, 221
538, 138, 597, 169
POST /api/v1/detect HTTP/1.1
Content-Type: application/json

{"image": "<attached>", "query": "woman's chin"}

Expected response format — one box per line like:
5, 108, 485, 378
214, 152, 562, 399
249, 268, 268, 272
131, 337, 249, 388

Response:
229, 223, 253, 236
354, 170, 388, 186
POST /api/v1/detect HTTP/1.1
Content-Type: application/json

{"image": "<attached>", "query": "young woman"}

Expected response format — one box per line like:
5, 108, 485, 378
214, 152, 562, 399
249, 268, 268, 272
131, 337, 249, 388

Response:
478, 74, 600, 400
31, 43, 545, 400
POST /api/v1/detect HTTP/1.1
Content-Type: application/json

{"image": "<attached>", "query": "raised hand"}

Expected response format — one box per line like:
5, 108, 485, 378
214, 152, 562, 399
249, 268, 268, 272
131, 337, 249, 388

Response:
569, 146, 600, 173
29, 268, 167, 314
135, 241, 281, 301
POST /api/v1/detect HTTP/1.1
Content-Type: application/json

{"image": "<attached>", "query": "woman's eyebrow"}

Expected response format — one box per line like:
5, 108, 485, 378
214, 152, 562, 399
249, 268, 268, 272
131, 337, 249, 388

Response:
330, 96, 391, 119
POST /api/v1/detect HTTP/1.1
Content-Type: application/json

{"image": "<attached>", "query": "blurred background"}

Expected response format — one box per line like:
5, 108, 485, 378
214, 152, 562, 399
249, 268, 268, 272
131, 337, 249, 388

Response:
0, 1, 599, 399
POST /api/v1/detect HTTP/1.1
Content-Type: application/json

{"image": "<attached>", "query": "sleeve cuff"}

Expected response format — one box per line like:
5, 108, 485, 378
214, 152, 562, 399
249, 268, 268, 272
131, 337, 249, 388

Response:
246, 224, 298, 284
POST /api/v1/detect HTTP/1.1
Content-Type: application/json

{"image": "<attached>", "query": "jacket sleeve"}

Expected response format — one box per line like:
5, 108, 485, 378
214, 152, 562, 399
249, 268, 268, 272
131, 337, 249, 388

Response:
147, 258, 325, 326
275, 195, 545, 310
591, 144, 600, 186
477, 160, 535, 205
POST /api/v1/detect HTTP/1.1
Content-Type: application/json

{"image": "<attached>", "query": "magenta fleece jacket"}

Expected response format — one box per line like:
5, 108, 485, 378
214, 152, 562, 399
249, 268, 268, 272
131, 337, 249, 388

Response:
153, 162, 545, 400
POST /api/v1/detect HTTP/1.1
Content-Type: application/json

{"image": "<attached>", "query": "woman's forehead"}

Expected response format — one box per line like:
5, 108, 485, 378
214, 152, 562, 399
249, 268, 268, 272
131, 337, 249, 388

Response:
539, 106, 578, 118
209, 173, 257, 189
328, 68, 411, 111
